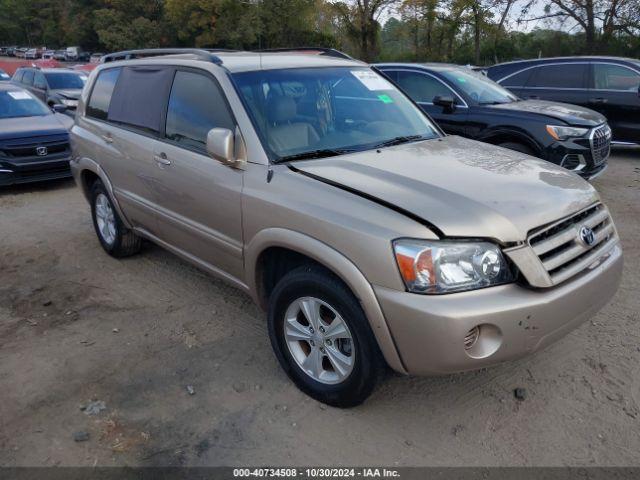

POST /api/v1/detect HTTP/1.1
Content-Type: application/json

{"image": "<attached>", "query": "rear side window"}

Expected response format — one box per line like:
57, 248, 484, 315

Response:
501, 68, 533, 87
528, 64, 587, 89
108, 66, 174, 134
593, 63, 640, 91
87, 68, 121, 120
22, 70, 34, 86
165, 70, 235, 152
394, 71, 453, 104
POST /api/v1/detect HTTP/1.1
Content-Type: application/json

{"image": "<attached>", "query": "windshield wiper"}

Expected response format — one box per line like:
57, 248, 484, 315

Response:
275, 148, 353, 163
371, 134, 427, 149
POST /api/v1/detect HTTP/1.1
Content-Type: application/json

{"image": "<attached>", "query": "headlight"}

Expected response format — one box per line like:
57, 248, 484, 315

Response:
546, 125, 589, 141
60, 98, 78, 107
393, 239, 514, 294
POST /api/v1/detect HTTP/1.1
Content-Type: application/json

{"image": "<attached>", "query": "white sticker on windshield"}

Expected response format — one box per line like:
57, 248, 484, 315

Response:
8, 91, 31, 100
351, 70, 393, 91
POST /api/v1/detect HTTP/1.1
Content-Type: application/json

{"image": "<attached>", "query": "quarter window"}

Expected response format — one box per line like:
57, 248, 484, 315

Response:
394, 71, 454, 104
22, 69, 34, 86
593, 64, 640, 91
165, 71, 235, 152
501, 69, 533, 87
12, 70, 24, 83
528, 64, 587, 89
86, 68, 121, 120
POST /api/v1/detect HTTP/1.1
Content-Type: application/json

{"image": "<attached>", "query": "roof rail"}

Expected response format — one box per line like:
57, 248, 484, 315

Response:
100, 49, 224, 65
255, 47, 353, 60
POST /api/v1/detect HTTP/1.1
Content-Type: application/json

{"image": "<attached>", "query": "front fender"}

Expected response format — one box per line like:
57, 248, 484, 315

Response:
245, 228, 407, 374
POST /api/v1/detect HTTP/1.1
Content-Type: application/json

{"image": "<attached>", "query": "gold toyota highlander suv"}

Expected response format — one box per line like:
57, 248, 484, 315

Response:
70, 49, 623, 406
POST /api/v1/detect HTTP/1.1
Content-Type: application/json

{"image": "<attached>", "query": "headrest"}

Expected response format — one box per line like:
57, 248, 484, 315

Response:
267, 95, 296, 123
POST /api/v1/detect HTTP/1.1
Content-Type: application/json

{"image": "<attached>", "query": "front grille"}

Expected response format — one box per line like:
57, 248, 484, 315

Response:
528, 203, 617, 285
0, 134, 70, 159
590, 124, 611, 165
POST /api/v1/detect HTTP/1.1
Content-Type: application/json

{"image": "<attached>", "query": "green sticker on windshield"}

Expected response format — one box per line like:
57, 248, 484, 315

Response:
378, 94, 393, 104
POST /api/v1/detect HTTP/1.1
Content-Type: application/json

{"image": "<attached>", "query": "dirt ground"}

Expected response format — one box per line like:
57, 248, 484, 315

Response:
0, 149, 639, 467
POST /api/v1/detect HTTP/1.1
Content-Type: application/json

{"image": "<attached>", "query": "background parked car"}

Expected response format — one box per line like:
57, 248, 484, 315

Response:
42, 50, 56, 60
486, 57, 640, 146
377, 63, 611, 178
12, 67, 86, 113
0, 83, 73, 186
90, 53, 104, 64
65, 46, 89, 62
15, 48, 27, 58
0, 69, 11, 81
53, 50, 67, 61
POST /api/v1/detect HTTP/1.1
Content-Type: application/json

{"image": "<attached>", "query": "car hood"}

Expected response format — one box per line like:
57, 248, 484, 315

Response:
0, 114, 69, 141
489, 99, 606, 127
52, 89, 82, 99
291, 136, 599, 243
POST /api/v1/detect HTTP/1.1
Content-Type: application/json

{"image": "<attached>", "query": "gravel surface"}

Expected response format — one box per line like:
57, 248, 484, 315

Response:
0, 149, 639, 467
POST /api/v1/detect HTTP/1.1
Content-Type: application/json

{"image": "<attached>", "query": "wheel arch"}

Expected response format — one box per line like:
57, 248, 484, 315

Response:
246, 228, 407, 374
480, 128, 542, 155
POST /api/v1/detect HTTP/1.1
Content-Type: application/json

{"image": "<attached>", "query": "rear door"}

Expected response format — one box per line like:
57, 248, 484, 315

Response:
384, 68, 468, 136
589, 62, 640, 143
517, 62, 589, 107
152, 68, 245, 280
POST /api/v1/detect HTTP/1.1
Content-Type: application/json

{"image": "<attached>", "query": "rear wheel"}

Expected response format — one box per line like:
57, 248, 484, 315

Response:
498, 141, 536, 156
267, 266, 384, 407
90, 180, 141, 257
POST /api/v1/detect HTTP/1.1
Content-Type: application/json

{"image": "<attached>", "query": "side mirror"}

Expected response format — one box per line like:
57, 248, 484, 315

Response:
433, 95, 456, 112
52, 104, 67, 113
206, 128, 245, 169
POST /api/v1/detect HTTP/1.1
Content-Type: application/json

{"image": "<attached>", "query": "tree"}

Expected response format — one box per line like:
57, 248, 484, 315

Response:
331, 0, 399, 61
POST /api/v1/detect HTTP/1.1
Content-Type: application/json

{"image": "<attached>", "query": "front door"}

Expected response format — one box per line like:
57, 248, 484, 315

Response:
589, 62, 640, 143
152, 69, 244, 281
384, 69, 468, 136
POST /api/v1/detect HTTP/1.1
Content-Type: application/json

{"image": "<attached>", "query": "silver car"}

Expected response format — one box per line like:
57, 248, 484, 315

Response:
70, 49, 623, 406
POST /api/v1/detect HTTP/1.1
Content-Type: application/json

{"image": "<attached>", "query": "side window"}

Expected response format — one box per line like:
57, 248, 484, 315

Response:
501, 68, 533, 87
22, 69, 34, 86
165, 70, 235, 152
107, 66, 174, 134
528, 64, 587, 89
87, 68, 121, 120
34, 72, 47, 90
395, 71, 454, 104
12, 70, 24, 83
593, 64, 640, 91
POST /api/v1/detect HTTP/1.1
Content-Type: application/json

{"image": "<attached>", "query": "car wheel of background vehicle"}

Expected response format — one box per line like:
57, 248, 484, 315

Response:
267, 265, 385, 407
498, 141, 536, 156
90, 180, 141, 258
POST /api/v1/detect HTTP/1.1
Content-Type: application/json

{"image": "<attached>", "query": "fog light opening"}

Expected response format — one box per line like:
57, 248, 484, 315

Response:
464, 324, 502, 359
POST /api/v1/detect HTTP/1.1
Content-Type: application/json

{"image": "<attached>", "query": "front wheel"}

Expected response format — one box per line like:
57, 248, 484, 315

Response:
267, 266, 385, 407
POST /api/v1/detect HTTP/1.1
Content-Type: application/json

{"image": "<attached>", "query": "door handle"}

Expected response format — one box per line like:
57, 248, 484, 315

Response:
154, 152, 171, 166
101, 134, 113, 144
589, 98, 608, 104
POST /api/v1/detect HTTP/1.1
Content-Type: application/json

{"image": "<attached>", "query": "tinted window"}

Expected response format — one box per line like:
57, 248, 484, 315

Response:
501, 68, 533, 87
12, 70, 24, 82
395, 71, 453, 103
22, 69, 34, 86
45, 72, 86, 90
528, 64, 587, 89
165, 71, 235, 151
593, 64, 640, 91
86, 68, 121, 120
107, 66, 173, 134
34, 72, 47, 89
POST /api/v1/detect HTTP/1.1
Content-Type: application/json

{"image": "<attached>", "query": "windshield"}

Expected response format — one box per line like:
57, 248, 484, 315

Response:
232, 67, 440, 161
45, 72, 86, 90
0, 90, 51, 118
441, 69, 518, 105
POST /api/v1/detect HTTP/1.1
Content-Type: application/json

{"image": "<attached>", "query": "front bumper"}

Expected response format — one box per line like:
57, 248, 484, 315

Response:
0, 156, 72, 186
543, 125, 611, 180
375, 243, 622, 375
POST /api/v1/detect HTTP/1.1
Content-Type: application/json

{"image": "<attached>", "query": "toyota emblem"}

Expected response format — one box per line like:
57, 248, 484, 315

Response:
36, 146, 48, 156
579, 225, 596, 246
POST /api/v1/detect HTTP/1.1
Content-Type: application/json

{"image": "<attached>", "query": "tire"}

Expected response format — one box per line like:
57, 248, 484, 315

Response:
498, 141, 536, 156
90, 180, 141, 258
267, 265, 385, 407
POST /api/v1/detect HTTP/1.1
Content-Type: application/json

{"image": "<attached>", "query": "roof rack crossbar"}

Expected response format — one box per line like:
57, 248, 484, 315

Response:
100, 49, 223, 65
255, 47, 353, 60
